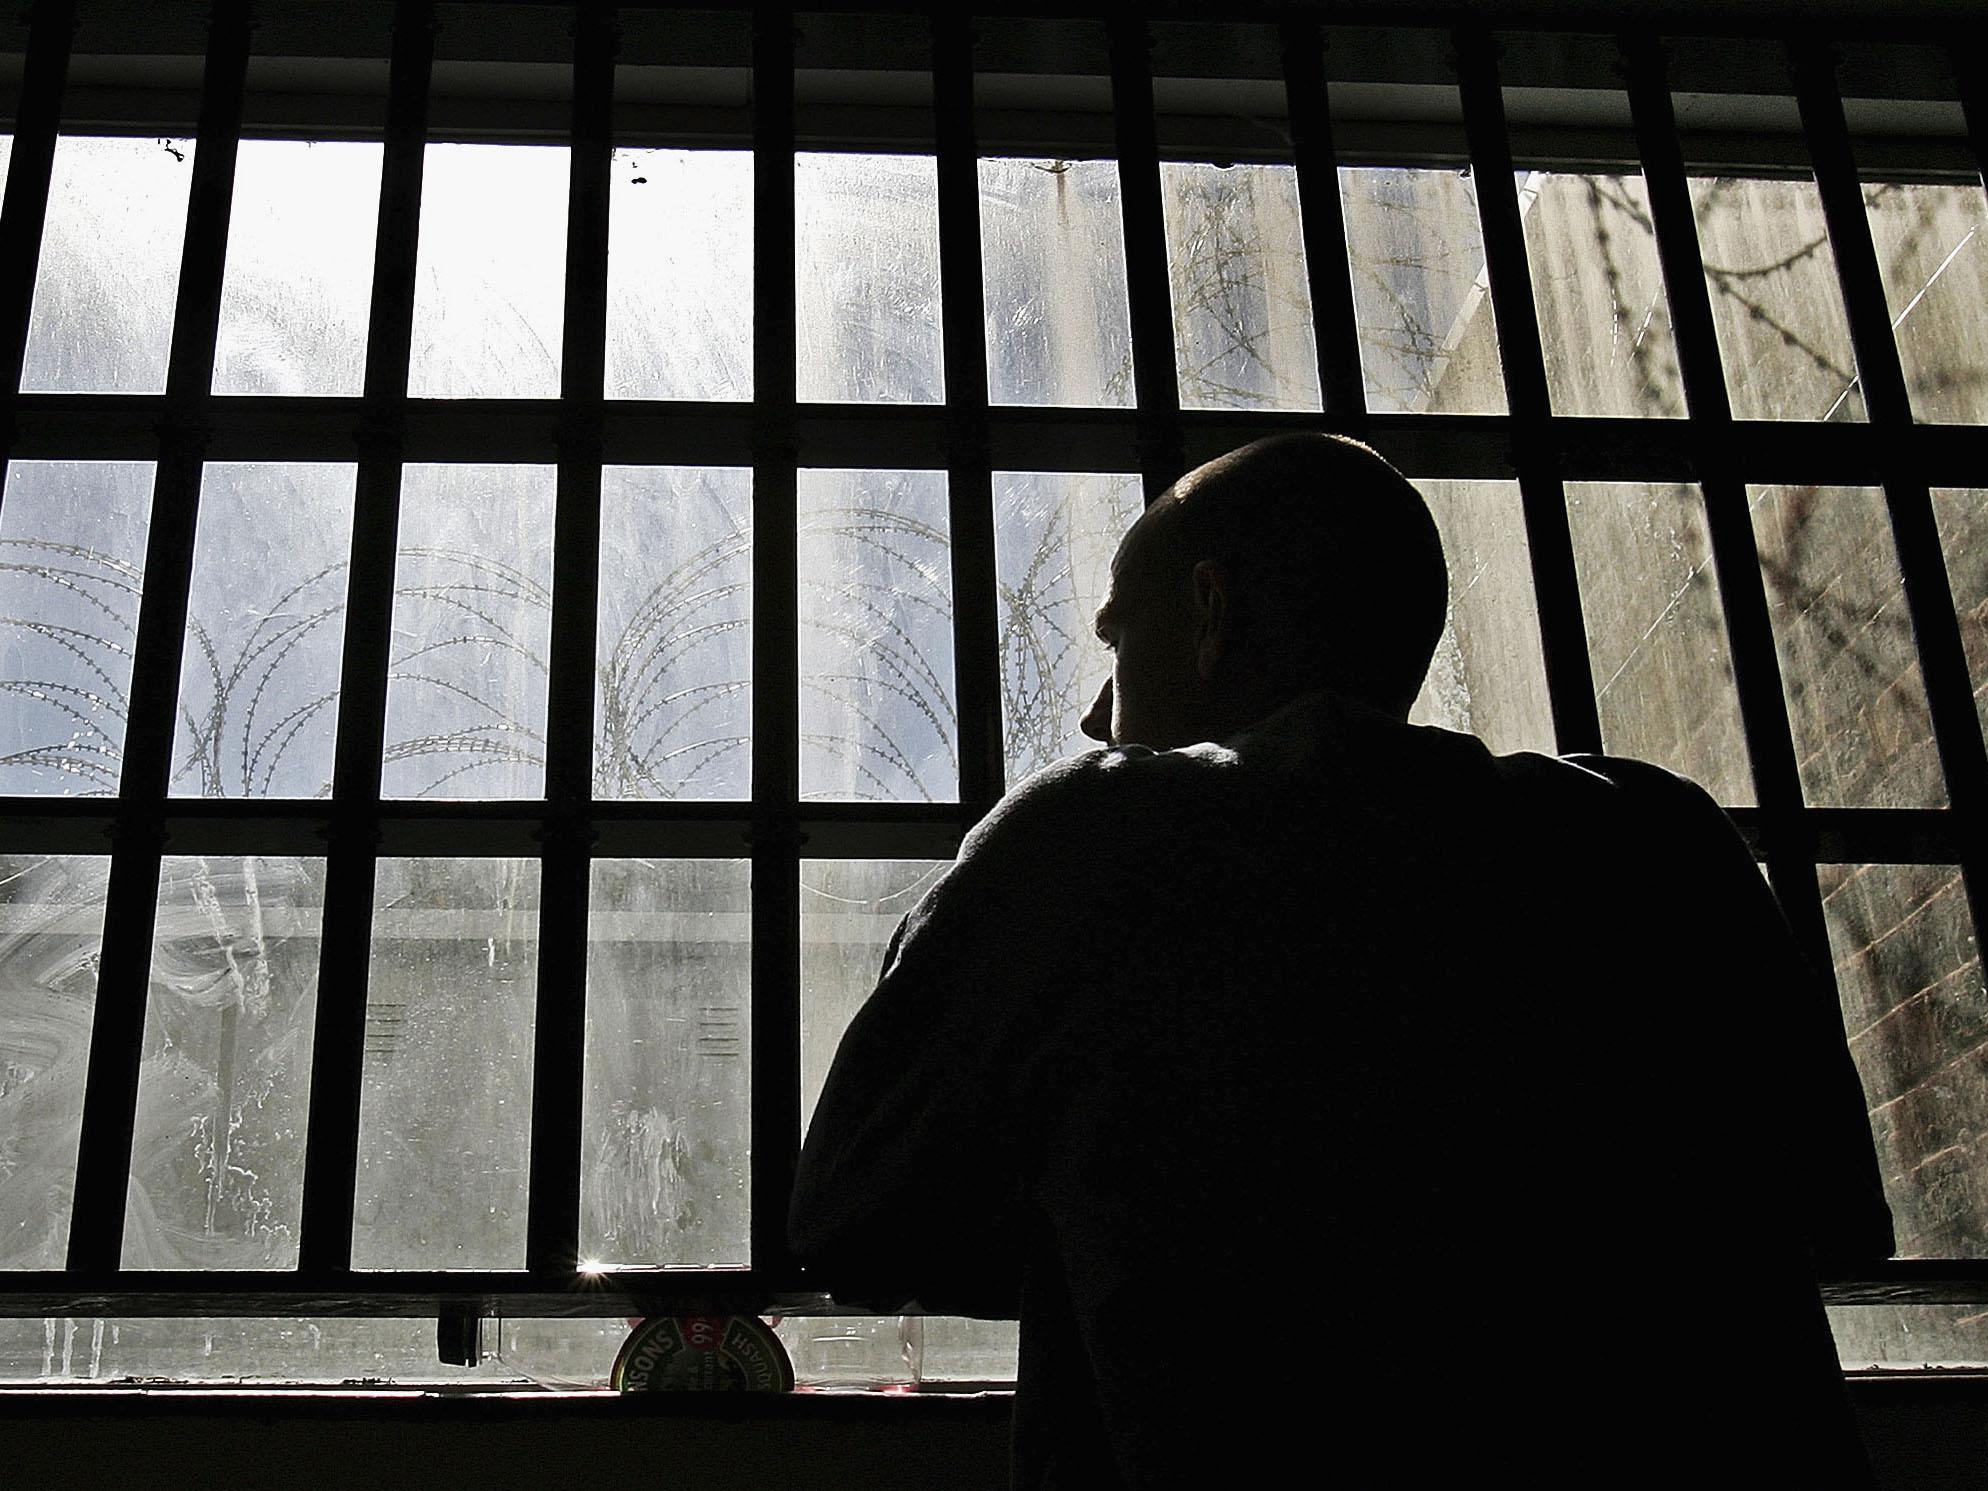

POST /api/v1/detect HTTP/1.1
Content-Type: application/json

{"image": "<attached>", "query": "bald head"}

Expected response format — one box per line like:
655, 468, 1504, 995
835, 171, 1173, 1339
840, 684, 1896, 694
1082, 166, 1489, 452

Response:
1084, 434, 1448, 747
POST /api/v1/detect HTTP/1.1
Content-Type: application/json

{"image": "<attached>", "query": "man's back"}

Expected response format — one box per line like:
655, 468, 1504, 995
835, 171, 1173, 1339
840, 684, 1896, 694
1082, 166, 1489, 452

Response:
792, 691, 1890, 1485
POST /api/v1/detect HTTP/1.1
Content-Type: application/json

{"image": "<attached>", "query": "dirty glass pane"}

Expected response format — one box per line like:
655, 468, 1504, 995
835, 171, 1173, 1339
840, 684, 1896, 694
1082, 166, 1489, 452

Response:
0, 854, 110, 1270
1933, 488, 1988, 746
1689, 176, 1863, 422
22, 136, 196, 393
993, 470, 1142, 780
212, 140, 382, 396
0, 460, 156, 795
596, 466, 751, 800
381, 464, 555, 800
1863, 181, 1988, 425
921, 1317, 1021, 1383
1338, 166, 1506, 414
1565, 481, 1752, 802
978, 158, 1134, 408
121, 855, 325, 1270
1750, 485, 1942, 807
1822, 861, 1985, 1256
0, 1317, 507, 1383
797, 468, 957, 802
1520, 171, 1684, 418
799, 859, 949, 1132
605, 148, 752, 401
407, 143, 568, 398
1830, 1305, 1988, 1369
352, 857, 540, 1271
796, 153, 944, 404
1409, 479, 1555, 756
580, 859, 750, 1270
1160, 162, 1321, 412
170, 463, 356, 799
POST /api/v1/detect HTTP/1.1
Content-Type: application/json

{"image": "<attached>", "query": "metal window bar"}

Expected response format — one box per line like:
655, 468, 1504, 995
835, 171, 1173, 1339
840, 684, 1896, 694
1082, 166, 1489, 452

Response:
1451, 26, 1604, 756
64, 0, 253, 1279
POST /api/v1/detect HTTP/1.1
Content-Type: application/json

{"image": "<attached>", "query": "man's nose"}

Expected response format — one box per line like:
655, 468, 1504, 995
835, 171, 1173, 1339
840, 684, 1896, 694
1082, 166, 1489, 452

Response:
1080, 677, 1113, 745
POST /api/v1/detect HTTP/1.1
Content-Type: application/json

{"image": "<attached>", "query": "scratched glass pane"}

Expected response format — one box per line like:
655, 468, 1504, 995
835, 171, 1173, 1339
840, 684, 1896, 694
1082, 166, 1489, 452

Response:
580, 859, 751, 1270
1338, 166, 1506, 414
1520, 172, 1684, 418
1831, 1305, 1988, 1369
169, 463, 356, 799
120, 855, 325, 1270
1688, 177, 1864, 422
797, 468, 957, 802
1408, 480, 1555, 756
1821, 861, 1985, 1256
0, 854, 109, 1270
1864, 181, 1988, 425
407, 143, 568, 398
212, 140, 381, 396
596, 466, 751, 800
1565, 481, 1753, 803
795, 153, 944, 404
0, 460, 156, 795
605, 148, 752, 400
1160, 162, 1321, 412
21, 136, 195, 393
381, 464, 555, 800
352, 857, 540, 1271
799, 859, 949, 1134
0, 1316, 503, 1382
1750, 485, 1943, 808
978, 158, 1134, 408
993, 470, 1143, 780
1932, 488, 1988, 746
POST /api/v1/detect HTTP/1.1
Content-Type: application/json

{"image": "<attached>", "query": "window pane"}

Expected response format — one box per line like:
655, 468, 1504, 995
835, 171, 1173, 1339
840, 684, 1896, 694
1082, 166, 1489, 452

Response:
605, 148, 752, 400
381, 464, 555, 800
352, 857, 540, 1271
800, 860, 949, 1133
212, 140, 382, 396
1933, 488, 1988, 747
1338, 165, 1506, 414
1689, 176, 1864, 422
1565, 481, 1753, 803
0, 1317, 499, 1383
1822, 862, 1985, 1257
407, 143, 568, 398
1408, 479, 1555, 756
1521, 171, 1683, 418
0, 460, 155, 795
1863, 181, 1988, 425
170, 463, 356, 799
0, 854, 110, 1270
798, 469, 957, 802
581, 859, 750, 1270
1831, 1305, 1988, 1369
1160, 162, 1321, 412
978, 158, 1134, 408
1750, 485, 1943, 807
796, 153, 944, 404
121, 856, 325, 1270
22, 136, 195, 394
993, 470, 1142, 781
596, 466, 751, 801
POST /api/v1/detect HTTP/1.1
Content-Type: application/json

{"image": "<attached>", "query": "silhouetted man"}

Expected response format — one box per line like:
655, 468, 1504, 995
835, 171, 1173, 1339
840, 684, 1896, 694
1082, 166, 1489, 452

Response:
790, 434, 1892, 1488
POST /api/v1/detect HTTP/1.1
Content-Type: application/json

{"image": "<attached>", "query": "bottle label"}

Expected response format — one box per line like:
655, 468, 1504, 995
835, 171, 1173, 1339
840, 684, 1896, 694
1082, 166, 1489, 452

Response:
611, 1315, 795, 1392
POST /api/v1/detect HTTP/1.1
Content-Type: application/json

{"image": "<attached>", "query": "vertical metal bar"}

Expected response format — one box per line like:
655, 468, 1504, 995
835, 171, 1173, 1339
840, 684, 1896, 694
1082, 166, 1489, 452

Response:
933, 14, 1004, 821
298, 0, 435, 1282
1794, 39, 1988, 949
1281, 19, 1367, 423
1623, 33, 1835, 972
66, 0, 252, 1277
1453, 26, 1603, 756
0, 0, 75, 453
1106, 15, 1184, 500
527, 2, 615, 1281
750, 7, 801, 1280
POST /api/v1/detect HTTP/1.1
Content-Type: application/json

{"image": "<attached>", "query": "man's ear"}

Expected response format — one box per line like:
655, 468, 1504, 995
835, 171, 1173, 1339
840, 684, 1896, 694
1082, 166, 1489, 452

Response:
1191, 559, 1230, 681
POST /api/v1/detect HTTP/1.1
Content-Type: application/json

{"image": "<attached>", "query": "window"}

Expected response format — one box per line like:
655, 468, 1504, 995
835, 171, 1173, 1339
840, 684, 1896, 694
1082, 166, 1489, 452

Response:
2, 1, 1986, 1387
